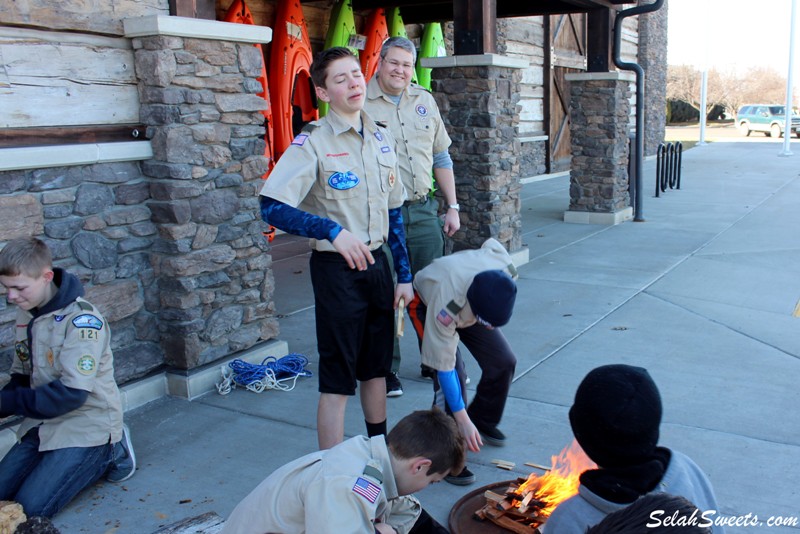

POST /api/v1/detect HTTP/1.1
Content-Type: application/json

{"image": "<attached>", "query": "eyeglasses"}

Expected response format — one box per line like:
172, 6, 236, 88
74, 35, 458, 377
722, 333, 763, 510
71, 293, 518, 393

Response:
475, 315, 494, 330
385, 58, 414, 71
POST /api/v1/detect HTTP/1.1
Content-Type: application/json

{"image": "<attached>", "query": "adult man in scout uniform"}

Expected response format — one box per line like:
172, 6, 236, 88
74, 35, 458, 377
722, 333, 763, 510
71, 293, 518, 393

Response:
364, 37, 460, 396
408, 238, 518, 485
0, 237, 135, 518
259, 47, 414, 450
221, 409, 464, 534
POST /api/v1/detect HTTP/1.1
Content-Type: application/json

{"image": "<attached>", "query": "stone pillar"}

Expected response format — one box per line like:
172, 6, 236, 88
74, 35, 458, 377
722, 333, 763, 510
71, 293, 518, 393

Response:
564, 71, 635, 225
423, 55, 529, 254
124, 16, 278, 370
639, 2, 669, 157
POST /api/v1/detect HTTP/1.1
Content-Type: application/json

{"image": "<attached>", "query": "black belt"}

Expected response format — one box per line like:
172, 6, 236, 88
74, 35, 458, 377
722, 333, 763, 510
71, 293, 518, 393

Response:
403, 196, 429, 206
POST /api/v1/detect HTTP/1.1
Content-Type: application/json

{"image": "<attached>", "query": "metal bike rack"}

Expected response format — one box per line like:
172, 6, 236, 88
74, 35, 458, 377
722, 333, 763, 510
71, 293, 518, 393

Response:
655, 141, 682, 197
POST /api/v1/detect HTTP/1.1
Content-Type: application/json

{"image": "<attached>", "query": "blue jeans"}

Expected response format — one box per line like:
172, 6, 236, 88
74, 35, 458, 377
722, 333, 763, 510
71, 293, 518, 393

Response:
0, 427, 113, 517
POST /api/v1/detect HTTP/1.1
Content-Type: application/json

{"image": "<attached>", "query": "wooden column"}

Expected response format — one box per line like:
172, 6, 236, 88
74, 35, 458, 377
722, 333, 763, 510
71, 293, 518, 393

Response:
453, 0, 497, 55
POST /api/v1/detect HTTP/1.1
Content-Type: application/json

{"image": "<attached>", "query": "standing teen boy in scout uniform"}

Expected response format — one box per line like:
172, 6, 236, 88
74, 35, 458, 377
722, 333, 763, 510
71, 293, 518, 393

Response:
408, 238, 518, 485
221, 409, 464, 534
259, 47, 414, 450
0, 237, 135, 518
364, 37, 460, 396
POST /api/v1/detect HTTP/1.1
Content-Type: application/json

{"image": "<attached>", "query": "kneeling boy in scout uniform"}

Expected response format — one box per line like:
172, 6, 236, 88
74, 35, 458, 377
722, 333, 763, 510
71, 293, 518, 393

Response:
259, 47, 414, 449
0, 237, 135, 518
408, 238, 518, 485
221, 409, 464, 534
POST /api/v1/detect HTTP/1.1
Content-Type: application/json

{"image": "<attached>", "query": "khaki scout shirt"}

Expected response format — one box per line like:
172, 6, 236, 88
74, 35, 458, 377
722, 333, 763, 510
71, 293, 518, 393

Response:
413, 238, 518, 371
12, 298, 123, 451
259, 108, 406, 252
221, 435, 421, 534
364, 77, 452, 201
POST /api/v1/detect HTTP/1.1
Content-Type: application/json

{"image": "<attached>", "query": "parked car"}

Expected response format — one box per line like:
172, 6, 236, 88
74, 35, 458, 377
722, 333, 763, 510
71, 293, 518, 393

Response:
735, 105, 800, 138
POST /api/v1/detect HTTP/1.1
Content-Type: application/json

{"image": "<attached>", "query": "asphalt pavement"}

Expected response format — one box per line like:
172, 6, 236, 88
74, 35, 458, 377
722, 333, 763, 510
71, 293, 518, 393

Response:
48, 137, 799, 533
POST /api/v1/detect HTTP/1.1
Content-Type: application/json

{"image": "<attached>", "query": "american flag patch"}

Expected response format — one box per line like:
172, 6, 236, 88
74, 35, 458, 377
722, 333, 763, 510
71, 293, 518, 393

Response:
352, 477, 381, 503
291, 134, 309, 146
436, 308, 453, 327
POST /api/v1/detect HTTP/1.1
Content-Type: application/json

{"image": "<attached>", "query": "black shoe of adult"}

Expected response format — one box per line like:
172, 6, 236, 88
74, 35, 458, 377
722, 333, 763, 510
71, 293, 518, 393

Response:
386, 372, 403, 397
476, 424, 506, 447
444, 466, 476, 486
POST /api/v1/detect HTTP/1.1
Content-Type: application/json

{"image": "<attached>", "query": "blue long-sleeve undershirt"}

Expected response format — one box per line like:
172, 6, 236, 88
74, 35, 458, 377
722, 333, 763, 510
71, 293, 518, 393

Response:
437, 369, 465, 412
260, 196, 412, 283
0, 375, 89, 419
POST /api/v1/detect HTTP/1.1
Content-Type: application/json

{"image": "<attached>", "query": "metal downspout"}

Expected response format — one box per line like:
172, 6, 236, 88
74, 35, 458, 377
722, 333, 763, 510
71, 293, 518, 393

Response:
613, 0, 664, 222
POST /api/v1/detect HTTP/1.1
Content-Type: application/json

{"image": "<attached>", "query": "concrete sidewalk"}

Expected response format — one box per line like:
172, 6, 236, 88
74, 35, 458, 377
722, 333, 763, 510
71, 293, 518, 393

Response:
54, 140, 800, 533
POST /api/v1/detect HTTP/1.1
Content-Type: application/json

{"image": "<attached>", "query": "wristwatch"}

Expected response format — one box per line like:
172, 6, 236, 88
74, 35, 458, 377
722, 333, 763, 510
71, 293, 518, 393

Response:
448, 204, 460, 211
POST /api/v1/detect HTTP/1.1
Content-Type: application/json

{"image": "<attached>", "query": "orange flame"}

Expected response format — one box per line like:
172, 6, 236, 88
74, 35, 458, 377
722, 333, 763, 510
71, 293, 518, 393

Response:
516, 439, 597, 517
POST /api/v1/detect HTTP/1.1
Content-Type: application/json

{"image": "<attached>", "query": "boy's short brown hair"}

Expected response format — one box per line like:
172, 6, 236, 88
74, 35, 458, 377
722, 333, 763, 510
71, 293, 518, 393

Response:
310, 47, 359, 89
387, 409, 466, 477
0, 237, 53, 278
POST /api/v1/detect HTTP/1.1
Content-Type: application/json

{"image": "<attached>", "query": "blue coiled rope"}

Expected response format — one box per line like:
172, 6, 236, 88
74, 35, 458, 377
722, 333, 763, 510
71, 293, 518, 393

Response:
217, 353, 312, 395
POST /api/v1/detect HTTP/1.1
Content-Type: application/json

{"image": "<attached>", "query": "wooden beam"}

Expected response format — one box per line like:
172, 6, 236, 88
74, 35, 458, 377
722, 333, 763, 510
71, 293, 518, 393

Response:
0, 125, 147, 150
453, 0, 497, 55
169, 0, 216, 20
586, 8, 614, 72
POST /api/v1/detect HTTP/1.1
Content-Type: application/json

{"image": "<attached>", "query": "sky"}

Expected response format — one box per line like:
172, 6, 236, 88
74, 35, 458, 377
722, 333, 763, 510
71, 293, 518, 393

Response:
667, 0, 796, 74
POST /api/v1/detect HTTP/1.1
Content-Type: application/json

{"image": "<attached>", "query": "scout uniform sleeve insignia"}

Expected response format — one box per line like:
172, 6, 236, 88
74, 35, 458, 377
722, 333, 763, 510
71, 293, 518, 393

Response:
15, 341, 30, 362
77, 355, 96, 375
436, 308, 453, 327
328, 171, 360, 190
416, 105, 428, 116
291, 133, 309, 146
72, 314, 103, 330
352, 477, 382, 503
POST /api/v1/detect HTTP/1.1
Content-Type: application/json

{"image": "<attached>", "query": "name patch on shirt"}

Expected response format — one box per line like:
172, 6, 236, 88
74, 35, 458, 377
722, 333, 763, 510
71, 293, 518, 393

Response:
436, 308, 453, 327
291, 133, 309, 146
328, 171, 360, 190
416, 105, 428, 116
352, 477, 381, 503
73, 314, 103, 330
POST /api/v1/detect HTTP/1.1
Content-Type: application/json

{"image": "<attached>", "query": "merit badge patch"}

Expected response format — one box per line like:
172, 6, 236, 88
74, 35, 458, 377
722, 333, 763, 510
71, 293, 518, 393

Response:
291, 133, 309, 146
374, 131, 384, 142
416, 105, 428, 116
352, 477, 381, 503
436, 308, 453, 327
72, 314, 103, 330
15, 342, 30, 362
77, 355, 96, 375
328, 171, 360, 190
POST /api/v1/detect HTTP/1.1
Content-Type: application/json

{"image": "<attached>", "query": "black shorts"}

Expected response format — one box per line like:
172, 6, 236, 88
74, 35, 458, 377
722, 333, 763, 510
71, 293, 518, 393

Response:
310, 248, 394, 395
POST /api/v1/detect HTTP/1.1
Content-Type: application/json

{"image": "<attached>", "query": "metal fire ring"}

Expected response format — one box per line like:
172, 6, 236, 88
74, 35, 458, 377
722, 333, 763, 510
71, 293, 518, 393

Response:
448, 480, 518, 534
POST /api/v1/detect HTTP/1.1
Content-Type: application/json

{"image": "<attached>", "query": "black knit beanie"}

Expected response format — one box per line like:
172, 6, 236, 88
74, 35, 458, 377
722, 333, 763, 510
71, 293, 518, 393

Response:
466, 269, 517, 328
569, 364, 662, 468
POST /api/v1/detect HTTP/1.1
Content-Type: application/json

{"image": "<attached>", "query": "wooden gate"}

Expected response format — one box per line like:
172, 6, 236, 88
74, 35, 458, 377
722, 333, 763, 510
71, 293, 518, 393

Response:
545, 13, 587, 173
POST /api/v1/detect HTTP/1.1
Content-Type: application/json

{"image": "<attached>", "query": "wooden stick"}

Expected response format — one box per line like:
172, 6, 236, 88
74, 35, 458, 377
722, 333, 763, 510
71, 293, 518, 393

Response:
524, 462, 551, 471
396, 297, 405, 337
492, 459, 516, 469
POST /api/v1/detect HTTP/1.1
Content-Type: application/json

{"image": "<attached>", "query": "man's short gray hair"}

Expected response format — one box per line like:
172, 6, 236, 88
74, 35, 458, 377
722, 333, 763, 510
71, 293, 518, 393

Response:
380, 36, 417, 64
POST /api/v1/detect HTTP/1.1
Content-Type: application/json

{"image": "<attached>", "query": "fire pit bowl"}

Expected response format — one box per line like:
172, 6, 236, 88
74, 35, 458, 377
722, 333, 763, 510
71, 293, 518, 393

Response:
448, 480, 530, 534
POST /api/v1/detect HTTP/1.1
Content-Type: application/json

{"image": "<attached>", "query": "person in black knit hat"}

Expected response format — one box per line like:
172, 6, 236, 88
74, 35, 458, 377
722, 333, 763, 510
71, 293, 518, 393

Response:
543, 364, 726, 534
586, 493, 712, 534
408, 238, 518, 486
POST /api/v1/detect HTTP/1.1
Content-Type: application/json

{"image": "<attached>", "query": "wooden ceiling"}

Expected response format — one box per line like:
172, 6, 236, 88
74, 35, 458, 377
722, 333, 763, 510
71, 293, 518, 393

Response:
302, 0, 637, 24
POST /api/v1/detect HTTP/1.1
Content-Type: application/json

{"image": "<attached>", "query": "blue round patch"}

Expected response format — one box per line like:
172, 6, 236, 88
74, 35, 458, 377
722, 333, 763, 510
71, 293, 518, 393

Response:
328, 171, 360, 191
416, 105, 428, 116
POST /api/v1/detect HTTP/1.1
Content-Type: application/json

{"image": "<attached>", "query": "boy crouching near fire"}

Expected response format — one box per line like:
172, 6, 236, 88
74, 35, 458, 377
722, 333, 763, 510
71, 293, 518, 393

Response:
221, 409, 465, 534
0, 237, 135, 518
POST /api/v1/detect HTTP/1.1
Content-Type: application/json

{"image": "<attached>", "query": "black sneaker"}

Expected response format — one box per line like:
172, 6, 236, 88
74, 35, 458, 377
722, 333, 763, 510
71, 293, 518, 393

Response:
445, 466, 476, 486
476, 424, 506, 447
420, 365, 436, 380
107, 424, 136, 482
386, 372, 403, 397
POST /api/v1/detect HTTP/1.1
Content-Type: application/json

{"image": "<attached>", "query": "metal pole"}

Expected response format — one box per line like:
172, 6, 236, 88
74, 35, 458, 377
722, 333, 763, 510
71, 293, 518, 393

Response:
698, 69, 708, 146
780, 0, 797, 157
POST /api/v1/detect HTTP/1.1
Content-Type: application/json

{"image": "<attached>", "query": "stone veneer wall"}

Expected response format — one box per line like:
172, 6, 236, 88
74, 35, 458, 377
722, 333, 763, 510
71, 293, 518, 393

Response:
568, 75, 633, 213
134, 34, 277, 371
639, 1, 669, 156
432, 65, 524, 253
0, 33, 278, 381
